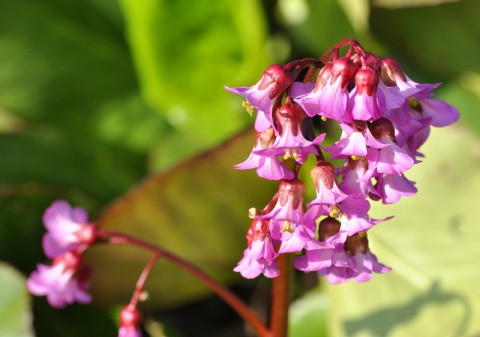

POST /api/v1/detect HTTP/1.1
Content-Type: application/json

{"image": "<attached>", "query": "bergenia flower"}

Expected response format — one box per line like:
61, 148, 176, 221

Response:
27, 250, 92, 308
345, 233, 391, 282
235, 127, 294, 181
42, 200, 97, 259
234, 219, 279, 279
118, 305, 142, 337
225, 64, 293, 132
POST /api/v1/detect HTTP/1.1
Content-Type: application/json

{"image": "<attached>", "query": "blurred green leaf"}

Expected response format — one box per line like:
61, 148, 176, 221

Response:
289, 289, 328, 337
88, 130, 277, 309
119, 0, 270, 160
370, 0, 480, 81
372, 0, 460, 8
0, 263, 34, 337
326, 125, 480, 336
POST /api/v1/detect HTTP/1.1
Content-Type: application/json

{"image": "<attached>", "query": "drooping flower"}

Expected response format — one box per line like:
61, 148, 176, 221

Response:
345, 232, 391, 283
234, 219, 279, 279
225, 64, 293, 132
27, 249, 92, 308
235, 127, 294, 180
118, 305, 142, 337
42, 200, 97, 259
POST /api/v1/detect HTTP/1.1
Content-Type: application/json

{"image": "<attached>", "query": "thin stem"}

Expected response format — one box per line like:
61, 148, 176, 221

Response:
96, 230, 270, 337
129, 252, 161, 307
269, 253, 291, 337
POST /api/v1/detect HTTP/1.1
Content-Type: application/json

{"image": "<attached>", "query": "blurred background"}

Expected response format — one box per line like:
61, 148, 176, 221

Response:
1, 0, 480, 336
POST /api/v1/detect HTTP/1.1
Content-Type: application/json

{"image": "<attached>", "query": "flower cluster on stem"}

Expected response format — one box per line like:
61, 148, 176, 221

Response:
227, 38, 459, 284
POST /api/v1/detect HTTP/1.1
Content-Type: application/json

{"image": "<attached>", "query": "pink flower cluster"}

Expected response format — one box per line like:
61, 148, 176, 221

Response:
27, 200, 96, 307
227, 39, 459, 284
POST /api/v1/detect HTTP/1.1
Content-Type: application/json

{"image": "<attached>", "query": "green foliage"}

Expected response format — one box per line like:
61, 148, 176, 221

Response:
0, 0, 479, 336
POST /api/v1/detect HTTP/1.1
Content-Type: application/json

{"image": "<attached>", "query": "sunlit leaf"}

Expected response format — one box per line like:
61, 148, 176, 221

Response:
0, 263, 34, 337
88, 130, 277, 309
118, 0, 270, 160
326, 125, 480, 336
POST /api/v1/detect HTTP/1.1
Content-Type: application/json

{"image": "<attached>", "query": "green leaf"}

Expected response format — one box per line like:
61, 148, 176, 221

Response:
88, 130, 277, 309
326, 125, 480, 336
118, 0, 270, 156
370, 0, 480, 81
0, 263, 34, 337
289, 289, 328, 337
371, 0, 460, 8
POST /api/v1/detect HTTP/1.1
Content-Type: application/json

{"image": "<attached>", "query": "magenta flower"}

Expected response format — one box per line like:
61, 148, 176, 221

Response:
235, 127, 294, 180
42, 200, 97, 259
27, 250, 92, 308
308, 161, 347, 206
234, 219, 279, 279
374, 173, 417, 204
345, 233, 391, 282
118, 305, 142, 337
295, 57, 357, 123
225, 64, 293, 132
254, 101, 325, 163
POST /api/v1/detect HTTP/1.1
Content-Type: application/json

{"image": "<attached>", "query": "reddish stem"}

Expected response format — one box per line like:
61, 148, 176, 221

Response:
129, 252, 161, 307
269, 253, 291, 337
97, 230, 270, 337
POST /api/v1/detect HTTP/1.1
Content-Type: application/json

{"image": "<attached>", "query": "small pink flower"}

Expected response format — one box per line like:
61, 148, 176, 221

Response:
235, 127, 294, 180
42, 200, 97, 259
234, 219, 279, 279
118, 305, 142, 337
27, 250, 92, 308
345, 233, 391, 283
225, 64, 293, 132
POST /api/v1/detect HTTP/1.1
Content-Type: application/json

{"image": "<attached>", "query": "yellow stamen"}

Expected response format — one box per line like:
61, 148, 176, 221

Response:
248, 207, 257, 219
330, 205, 340, 218
351, 155, 365, 161
408, 97, 420, 109
242, 101, 255, 116
281, 220, 295, 233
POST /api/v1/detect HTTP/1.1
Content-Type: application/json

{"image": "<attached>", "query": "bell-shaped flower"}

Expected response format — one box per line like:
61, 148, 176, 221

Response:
234, 219, 279, 279
254, 101, 325, 164
225, 64, 293, 132
42, 200, 97, 259
295, 57, 357, 123
345, 233, 391, 283
308, 161, 348, 206
27, 249, 92, 308
374, 173, 417, 204
235, 127, 294, 180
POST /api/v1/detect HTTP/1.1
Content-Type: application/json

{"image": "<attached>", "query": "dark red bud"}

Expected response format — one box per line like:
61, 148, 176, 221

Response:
120, 305, 142, 329
368, 117, 397, 143
331, 57, 359, 89
318, 217, 341, 241
311, 161, 336, 191
278, 179, 305, 209
275, 102, 303, 137
355, 66, 378, 96
247, 219, 270, 248
380, 57, 406, 86
258, 64, 293, 99
344, 232, 369, 255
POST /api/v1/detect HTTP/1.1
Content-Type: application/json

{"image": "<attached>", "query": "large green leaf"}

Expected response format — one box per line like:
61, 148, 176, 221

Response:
118, 0, 270, 159
0, 263, 34, 337
370, 0, 480, 81
326, 125, 480, 336
88, 130, 277, 309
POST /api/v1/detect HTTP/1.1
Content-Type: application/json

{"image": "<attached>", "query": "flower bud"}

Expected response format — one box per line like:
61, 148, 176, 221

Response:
311, 161, 337, 191
119, 305, 142, 337
318, 217, 341, 241
275, 101, 303, 137
354, 66, 378, 96
278, 178, 305, 210
258, 64, 293, 99
368, 117, 397, 143
331, 57, 359, 89
380, 57, 406, 86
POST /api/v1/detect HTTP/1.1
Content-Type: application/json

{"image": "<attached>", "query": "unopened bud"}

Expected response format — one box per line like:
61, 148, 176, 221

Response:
258, 64, 293, 99
355, 66, 378, 96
